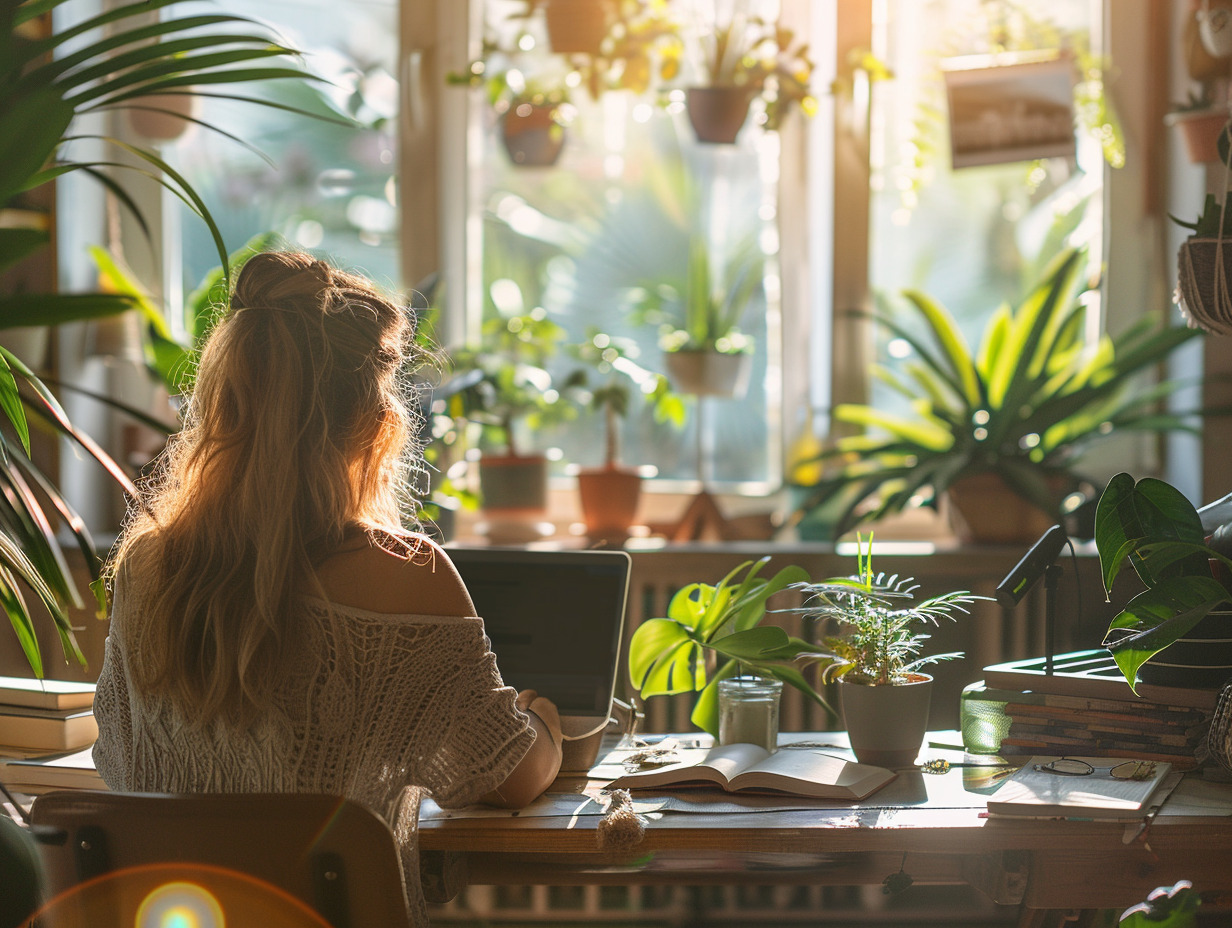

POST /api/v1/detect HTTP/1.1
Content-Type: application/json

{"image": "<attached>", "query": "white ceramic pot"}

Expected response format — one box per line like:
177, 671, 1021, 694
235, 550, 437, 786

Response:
1200, 3, 1232, 58
840, 673, 933, 768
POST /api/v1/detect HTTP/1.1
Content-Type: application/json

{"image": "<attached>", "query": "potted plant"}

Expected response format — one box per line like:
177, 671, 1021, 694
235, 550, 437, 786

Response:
446, 307, 573, 542
1094, 472, 1232, 691
1174, 192, 1232, 335
448, 63, 575, 167
564, 329, 683, 544
780, 538, 983, 767
627, 557, 828, 738
683, 13, 816, 143
631, 234, 762, 397
1166, 87, 1232, 165
0, 0, 335, 677
788, 247, 1208, 544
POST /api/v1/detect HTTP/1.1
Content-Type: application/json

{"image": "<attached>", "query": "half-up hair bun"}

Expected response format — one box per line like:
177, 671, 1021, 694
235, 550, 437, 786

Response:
231, 251, 334, 316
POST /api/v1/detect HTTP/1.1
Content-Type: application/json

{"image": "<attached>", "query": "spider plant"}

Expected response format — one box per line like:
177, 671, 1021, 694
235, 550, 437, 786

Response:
1, 0, 343, 676
790, 246, 1208, 538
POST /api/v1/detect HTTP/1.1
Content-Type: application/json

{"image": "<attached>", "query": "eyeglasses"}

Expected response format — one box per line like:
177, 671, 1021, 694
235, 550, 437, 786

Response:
1032, 757, 1158, 781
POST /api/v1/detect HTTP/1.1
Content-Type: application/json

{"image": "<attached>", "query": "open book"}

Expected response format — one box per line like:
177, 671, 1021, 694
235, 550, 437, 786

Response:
607, 743, 896, 801
986, 756, 1175, 821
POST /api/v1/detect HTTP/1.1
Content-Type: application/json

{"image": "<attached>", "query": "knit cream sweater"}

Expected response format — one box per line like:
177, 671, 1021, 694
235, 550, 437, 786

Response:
93, 573, 534, 926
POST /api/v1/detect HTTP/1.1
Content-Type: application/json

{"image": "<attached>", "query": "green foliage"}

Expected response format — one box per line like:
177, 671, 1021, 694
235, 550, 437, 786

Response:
626, 557, 826, 737
779, 537, 981, 686
1118, 881, 1200, 928
0, 0, 345, 676
564, 328, 684, 467
446, 307, 574, 458
791, 247, 1207, 538
1170, 193, 1232, 240
1095, 473, 1232, 691
632, 233, 763, 355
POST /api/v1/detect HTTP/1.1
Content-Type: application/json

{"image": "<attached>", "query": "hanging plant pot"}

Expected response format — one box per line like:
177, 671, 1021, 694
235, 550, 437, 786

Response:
544, 0, 614, 56
501, 104, 566, 167
1186, 7, 1232, 80
664, 349, 751, 398
946, 473, 1058, 545
1166, 108, 1232, 164
577, 464, 641, 546
840, 673, 933, 768
685, 87, 755, 144
1177, 237, 1232, 335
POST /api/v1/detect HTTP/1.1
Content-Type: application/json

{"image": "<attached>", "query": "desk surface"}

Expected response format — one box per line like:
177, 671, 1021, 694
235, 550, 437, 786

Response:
420, 733, 1232, 913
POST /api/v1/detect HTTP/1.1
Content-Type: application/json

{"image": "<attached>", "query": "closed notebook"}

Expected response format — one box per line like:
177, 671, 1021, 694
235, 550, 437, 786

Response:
0, 676, 95, 711
986, 756, 1174, 820
0, 747, 104, 793
0, 705, 98, 752
607, 743, 896, 801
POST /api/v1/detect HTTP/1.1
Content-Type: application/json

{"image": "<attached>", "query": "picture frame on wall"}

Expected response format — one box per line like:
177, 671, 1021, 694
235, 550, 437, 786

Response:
943, 55, 1076, 169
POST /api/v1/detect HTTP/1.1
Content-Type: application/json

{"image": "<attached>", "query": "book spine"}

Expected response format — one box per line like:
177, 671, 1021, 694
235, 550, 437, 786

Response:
999, 737, 1198, 769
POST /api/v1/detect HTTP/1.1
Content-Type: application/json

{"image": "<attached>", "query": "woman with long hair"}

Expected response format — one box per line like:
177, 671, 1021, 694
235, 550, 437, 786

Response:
92, 252, 562, 925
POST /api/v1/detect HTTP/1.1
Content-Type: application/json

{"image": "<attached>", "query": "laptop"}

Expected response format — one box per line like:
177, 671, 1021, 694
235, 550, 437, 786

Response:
447, 548, 631, 767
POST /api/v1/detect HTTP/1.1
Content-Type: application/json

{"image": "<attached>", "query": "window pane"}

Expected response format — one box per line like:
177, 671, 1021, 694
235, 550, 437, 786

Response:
168, 0, 400, 299
867, 0, 1104, 412
467, 1, 785, 490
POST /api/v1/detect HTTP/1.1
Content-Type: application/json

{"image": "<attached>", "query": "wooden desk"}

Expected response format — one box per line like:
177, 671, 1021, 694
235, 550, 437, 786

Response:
420, 736, 1232, 926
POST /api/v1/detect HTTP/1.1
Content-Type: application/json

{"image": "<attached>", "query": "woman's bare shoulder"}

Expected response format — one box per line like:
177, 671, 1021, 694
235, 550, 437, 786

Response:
313, 535, 476, 616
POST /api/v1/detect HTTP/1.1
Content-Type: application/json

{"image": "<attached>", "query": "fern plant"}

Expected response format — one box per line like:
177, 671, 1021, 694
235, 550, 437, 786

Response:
780, 538, 983, 686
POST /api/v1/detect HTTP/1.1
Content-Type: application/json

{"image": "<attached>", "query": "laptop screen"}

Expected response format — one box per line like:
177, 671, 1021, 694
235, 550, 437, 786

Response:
447, 548, 631, 720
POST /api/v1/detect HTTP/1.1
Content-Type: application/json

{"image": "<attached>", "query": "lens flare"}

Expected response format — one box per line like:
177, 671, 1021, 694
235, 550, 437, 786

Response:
137, 882, 225, 928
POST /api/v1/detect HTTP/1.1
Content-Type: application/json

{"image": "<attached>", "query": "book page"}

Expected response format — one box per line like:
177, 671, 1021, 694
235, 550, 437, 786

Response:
608, 743, 770, 790
989, 756, 1171, 813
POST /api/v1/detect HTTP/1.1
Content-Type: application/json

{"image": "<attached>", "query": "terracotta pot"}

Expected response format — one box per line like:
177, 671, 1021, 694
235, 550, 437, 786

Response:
577, 465, 641, 545
686, 87, 755, 144
544, 0, 614, 56
126, 92, 201, 141
840, 673, 933, 768
947, 473, 1058, 545
501, 104, 566, 167
664, 349, 751, 398
1166, 108, 1232, 164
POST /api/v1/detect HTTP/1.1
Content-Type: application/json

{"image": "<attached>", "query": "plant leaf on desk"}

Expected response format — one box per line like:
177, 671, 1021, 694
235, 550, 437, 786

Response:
1105, 574, 1230, 690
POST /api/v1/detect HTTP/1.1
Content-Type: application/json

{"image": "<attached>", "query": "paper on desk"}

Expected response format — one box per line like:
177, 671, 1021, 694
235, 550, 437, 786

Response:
420, 790, 669, 820
1156, 774, 1232, 816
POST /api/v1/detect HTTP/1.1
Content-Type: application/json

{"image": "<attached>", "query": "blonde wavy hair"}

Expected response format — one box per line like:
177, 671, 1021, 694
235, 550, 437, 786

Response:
112, 252, 425, 725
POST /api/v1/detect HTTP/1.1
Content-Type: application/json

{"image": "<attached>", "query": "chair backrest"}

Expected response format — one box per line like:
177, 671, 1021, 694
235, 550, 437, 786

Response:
29, 790, 410, 928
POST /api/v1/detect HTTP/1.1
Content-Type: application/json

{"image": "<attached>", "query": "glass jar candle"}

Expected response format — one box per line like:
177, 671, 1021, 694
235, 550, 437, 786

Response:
717, 676, 783, 753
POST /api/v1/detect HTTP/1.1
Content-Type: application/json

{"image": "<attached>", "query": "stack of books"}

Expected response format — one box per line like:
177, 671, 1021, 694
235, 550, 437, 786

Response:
0, 675, 97, 756
980, 651, 1219, 770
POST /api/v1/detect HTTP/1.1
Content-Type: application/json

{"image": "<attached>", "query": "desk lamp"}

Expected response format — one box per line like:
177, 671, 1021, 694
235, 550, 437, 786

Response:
995, 524, 1070, 674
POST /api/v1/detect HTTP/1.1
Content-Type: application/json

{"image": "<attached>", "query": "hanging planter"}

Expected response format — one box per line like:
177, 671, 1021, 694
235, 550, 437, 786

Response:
500, 102, 566, 166
685, 86, 755, 144
1175, 193, 1232, 335
664, 349, 751, 398
543, 0, 615, 56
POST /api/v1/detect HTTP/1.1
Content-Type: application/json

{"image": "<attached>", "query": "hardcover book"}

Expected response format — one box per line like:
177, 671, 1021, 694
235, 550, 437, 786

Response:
0, 676, 95, 711
0, 705, 98, 752
987, 755, 1174, 820
607, 743, 896, 801
0, 747, 104, 793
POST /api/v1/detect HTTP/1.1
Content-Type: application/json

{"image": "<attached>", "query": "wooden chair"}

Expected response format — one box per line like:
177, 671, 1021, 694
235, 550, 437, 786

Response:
28, 791, 410, 928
